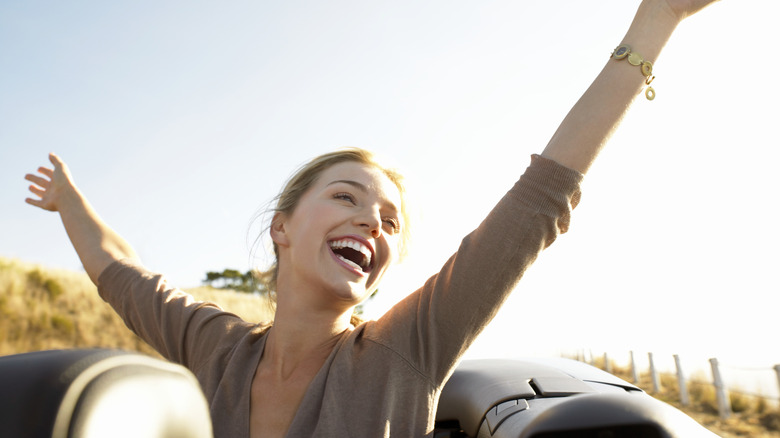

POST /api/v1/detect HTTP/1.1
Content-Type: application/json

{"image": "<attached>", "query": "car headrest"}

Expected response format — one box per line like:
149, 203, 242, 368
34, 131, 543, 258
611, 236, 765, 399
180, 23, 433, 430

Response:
0, 349, 212, 438
435, 358, 715, 438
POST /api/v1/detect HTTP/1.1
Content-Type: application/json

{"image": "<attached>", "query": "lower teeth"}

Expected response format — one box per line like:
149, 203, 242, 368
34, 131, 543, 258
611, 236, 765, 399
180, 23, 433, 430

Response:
337, 255, 363, 272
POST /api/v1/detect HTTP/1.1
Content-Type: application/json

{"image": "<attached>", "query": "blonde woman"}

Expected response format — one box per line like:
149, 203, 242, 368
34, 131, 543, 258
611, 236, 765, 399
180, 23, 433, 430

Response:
24, 1, 720, 436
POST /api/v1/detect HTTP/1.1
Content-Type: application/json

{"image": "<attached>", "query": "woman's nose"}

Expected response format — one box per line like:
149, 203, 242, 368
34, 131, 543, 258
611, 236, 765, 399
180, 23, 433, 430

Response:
357, 208, 382, 238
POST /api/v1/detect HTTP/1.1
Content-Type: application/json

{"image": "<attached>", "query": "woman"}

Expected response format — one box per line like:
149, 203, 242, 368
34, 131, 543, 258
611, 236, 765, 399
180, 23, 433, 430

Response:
24, 1, 719, 436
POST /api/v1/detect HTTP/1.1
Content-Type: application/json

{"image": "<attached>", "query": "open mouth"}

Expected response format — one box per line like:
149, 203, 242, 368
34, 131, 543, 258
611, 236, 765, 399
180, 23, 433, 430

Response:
328, 238, 374, 273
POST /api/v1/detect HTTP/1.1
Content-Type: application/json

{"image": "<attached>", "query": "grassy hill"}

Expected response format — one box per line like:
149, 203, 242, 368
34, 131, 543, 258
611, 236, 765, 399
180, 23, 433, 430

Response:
0, 256, 273, 357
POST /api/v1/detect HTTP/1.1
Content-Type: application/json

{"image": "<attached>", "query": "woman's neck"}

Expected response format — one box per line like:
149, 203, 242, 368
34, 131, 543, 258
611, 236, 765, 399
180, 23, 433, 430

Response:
262, 302, 353, 380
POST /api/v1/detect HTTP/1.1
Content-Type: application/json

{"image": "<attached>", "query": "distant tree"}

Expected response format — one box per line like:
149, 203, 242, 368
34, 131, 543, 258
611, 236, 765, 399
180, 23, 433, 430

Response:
203, 268, 378, 312
202, 268, 267, 295
205, 271, 223, 285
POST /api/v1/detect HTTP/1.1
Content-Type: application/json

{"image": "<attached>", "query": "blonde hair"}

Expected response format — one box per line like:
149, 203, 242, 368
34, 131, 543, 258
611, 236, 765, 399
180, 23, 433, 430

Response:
254, 148, 411, 323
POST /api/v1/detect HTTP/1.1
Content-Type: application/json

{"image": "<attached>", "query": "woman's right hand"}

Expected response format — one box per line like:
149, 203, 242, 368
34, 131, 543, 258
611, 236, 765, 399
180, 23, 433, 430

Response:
23, 153, 138, 284
25, 153, 78, 212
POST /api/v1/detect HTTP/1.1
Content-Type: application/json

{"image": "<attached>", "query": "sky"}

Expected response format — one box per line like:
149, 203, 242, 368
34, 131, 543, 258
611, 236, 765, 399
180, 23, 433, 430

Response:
2, 0, 779, 394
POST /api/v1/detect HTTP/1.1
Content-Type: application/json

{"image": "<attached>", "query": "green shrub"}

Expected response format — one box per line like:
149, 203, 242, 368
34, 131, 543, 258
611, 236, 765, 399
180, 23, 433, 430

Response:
760, 411, 780, 431
688, 381, 718, 414
755, 396, 769, 415
26, 268, 45, 285
43, 279, 65, 300
729, 392, 752, 413
25, 268, 66, 301
50, 314, 75, 336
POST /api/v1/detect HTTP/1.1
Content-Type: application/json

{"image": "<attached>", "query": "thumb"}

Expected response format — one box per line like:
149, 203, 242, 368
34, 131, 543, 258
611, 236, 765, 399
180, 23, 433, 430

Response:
48, 152, 64, 168
48, 152, 75, 181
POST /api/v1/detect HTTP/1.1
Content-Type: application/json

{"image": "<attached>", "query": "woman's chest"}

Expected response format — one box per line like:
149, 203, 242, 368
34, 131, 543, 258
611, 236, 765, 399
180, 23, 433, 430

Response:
248, 365, 319, 438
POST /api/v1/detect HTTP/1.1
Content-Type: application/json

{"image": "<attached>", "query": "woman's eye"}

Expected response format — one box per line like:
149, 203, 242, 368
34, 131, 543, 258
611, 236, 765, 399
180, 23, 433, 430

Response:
334, 192, 356, 204
383, 217, 400, 234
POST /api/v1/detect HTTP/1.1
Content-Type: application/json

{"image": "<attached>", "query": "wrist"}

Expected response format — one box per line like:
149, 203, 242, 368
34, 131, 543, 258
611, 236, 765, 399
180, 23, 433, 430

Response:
56, 183, 93, 224
621, 0, 680, 62
57, 182, 85, 210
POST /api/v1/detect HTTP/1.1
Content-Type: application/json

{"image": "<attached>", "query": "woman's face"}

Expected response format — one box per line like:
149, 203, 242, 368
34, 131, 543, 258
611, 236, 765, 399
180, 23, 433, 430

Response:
271, 161, 404, 310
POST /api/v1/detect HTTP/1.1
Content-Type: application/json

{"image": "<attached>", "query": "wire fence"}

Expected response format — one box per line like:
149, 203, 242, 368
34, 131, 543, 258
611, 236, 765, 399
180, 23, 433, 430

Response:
571, 350, 780, 420
716, 363, 779, 401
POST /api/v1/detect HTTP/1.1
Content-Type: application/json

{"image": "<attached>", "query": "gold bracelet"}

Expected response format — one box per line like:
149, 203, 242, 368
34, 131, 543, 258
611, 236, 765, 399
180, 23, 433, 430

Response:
611, 44, 656, 101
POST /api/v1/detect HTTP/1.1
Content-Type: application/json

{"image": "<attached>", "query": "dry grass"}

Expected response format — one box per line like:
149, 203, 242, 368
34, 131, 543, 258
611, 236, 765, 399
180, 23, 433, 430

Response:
600, 358, 780, 438
0, 257, 273, 358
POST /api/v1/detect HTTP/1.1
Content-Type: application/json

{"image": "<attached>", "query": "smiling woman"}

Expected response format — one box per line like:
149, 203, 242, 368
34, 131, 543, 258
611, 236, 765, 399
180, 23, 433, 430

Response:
22, 0, 724, 437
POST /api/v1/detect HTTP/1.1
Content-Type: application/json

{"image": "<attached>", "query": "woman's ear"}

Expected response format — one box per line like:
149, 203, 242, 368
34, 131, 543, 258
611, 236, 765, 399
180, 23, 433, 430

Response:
270, 213, 290, 248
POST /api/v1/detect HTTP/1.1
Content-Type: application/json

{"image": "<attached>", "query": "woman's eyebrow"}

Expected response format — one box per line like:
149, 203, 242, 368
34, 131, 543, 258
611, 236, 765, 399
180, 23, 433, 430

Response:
327, 179, 399, 213
327, 180, 368, 193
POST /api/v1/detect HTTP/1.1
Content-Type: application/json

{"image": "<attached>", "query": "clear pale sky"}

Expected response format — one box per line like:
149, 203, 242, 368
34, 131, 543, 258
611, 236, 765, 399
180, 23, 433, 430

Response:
2, 0, 779, 390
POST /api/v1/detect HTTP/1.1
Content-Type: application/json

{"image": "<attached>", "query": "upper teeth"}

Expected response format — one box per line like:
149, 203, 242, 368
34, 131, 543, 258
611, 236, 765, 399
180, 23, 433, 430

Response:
329, 239, 372, 267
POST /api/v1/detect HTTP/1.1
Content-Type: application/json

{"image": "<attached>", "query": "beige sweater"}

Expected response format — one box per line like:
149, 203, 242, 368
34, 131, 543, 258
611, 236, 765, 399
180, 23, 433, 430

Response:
97, 155, 583, 437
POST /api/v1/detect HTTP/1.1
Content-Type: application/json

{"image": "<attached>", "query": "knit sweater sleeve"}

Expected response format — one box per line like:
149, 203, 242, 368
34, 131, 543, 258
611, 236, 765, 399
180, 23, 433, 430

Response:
364, 155, 584, 384
96, 259, 251, 370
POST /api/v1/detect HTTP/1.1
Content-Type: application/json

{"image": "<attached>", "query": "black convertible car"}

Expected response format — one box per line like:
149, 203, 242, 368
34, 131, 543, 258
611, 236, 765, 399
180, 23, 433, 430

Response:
0, 349, 716, 437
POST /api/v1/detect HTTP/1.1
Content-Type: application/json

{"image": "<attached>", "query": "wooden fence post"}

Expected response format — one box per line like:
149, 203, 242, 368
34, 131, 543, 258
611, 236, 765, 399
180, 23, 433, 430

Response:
774, 365, 780, 403
604, 352, 612, 374
673, 354, 689, 406
649, 352, 660, 393
709, 358, 731, 419
630, 351, 639, 383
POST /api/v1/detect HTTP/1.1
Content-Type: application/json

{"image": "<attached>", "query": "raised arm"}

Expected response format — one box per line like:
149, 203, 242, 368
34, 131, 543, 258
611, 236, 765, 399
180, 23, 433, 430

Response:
541, 0, 718, 173
25, 153, 138, 284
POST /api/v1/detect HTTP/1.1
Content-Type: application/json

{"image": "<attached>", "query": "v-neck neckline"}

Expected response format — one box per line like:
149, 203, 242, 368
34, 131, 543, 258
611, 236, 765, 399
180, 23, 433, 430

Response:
245, 325, 354, 438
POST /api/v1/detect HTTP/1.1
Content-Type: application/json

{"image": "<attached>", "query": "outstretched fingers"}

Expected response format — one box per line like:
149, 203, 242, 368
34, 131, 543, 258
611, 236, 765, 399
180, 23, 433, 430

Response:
24, 174, 55, 211
38, 166, 54, 178
25, 171, 51, 189
24, 156, 66, 212
24, 183, 52, 210
24, 194, 46, 209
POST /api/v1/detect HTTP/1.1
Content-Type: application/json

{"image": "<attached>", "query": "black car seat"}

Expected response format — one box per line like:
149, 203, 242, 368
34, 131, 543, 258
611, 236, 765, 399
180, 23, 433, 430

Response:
0, 349, 212, 438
